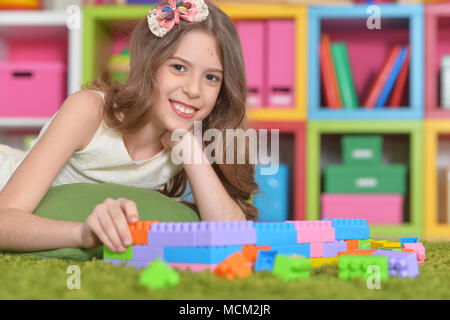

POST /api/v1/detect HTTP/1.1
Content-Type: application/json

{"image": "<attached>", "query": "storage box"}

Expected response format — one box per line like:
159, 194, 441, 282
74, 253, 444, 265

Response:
321, 194, 404, 224
324, 164, 407, 194
0, 61, 66, 117
342, 135, 382, 165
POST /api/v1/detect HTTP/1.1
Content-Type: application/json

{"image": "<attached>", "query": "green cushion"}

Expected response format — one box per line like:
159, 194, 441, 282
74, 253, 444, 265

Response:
1, 183, 200, 261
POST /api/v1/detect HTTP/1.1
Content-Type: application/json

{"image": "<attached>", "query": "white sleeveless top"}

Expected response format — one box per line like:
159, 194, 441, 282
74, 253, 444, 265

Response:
0, 90, 183, 191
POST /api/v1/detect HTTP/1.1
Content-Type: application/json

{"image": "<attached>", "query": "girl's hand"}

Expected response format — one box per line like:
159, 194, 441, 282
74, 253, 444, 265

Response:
78, 198, 139, 252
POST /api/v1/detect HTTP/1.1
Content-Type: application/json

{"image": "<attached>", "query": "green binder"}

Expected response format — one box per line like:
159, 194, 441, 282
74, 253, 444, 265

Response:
331, 43, 359, 109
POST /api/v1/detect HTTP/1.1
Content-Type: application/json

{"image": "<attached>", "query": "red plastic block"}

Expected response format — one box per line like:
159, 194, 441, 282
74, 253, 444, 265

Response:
214, 252, 253, 280
242, 244, 271, 263
129, 221, 158, 245
288, 220, 335, 243
346, 239, 359, 251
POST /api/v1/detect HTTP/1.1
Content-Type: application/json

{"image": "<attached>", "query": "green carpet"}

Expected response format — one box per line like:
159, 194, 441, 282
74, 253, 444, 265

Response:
1, 241, 449, 300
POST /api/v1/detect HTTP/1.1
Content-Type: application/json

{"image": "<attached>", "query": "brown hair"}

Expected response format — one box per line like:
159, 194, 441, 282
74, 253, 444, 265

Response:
84, 1, 259, 221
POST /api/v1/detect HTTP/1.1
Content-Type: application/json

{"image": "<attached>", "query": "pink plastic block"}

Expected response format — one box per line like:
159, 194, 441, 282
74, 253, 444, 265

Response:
309, 242, 323, 258
288, 220, 335, 243
321, 194, 403, 224
267, 19, 295, 107
0, 61, 66, 117
236, 20, 266, 108
404, 242, 426, 264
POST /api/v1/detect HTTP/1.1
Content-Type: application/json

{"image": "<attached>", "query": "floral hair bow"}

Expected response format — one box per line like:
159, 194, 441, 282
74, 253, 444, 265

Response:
147, 0, 209, 38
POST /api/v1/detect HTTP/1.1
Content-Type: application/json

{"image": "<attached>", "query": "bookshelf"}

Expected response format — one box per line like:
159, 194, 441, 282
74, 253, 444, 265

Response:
308, 4, 424, 120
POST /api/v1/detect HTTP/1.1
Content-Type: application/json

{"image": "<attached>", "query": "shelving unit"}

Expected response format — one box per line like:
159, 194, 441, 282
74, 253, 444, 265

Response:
308, 5, 424, 120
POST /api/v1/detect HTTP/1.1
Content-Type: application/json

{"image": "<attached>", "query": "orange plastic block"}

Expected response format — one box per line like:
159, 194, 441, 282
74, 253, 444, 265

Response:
214, 252, 253, 280
242, 244, 271, 263
129, 221, 158, 245
346, 240, 359, 251
338, 249, 376, 256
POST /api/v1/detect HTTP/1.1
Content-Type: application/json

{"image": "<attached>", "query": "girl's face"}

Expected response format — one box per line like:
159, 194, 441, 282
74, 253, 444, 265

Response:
151, 30, 223, 133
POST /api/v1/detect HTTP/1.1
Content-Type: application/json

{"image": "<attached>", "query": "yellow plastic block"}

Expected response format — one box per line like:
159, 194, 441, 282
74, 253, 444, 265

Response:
370, 240, 401, 249
310, 257, 338, 268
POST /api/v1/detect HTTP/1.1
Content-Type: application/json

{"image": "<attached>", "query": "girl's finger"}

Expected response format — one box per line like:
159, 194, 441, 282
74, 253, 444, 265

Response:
118, 198, 139, 224
88, 216, 117, 253
97, 209, 125, 252
107, 202, 133, 247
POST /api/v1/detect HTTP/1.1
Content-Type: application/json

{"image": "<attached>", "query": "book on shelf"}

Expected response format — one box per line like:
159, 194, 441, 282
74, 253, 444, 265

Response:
375, 46, 408, 108
362, 45, 401, 108
319, 34, 342, 109
388, 45, 410, 108
441, 55, 450, 109
331, 42, 358, 109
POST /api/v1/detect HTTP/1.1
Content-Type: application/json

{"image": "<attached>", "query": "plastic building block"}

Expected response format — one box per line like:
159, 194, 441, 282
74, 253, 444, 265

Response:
403, 243, 426, 264
359, 239, 371, 249
400, 237, 418, 248
323, 219, 370, 240
338, 255, 389, 281
371, 250, 419, 278
103, 245, 133, 261
309, 242, 323, 258
338, 249, 376, 256
346, 239, 359, 251
370, 240, 401, 249
163, 246, 242, 264
288, 220, 335, 243
214, 252, 253, 280
378, 247, 403, 251
310, 257, 338, 268
195, 221, 256, 246
147, 222, 198, 247
129, 221, 157, 245
323, 240, 347, 257
168, 263, 218, 272
148, 221, 256, 247
132, 245, 164, 262
254, 250, 278, 272
242, 244, 271, 263
270, 244, 310, 258
254, 222, 298, 246
139, 259, 179, 289
104, 259, 149, 269
272, 255, 312, 282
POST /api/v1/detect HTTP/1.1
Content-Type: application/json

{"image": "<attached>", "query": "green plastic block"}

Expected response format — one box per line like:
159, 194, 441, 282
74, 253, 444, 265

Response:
342, 135, 382, 165
359, 239, 371, 249
378, 247, 403, 251
338, 255, 389, 282
272, 255, 312, 282
139, 259, 179, 289
324, 164, 407, 194
103, 245, 133, 260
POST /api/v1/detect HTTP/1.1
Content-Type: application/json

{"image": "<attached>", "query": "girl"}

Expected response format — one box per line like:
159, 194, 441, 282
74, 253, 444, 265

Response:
0, 0, 258, 254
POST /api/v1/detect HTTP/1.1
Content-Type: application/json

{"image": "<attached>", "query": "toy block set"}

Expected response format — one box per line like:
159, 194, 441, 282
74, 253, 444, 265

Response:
103, 219, 426, 289
321, 135, 406, 224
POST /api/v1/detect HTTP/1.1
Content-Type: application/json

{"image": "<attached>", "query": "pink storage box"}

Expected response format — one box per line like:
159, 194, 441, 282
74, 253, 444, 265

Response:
321, 194, 404, 224
0, 61, 66, 117
267, 19, 295, 107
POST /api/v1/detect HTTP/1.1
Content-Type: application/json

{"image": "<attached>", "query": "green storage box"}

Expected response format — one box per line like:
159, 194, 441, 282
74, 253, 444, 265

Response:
342, 135, 382, 165
324, 164, 407, 194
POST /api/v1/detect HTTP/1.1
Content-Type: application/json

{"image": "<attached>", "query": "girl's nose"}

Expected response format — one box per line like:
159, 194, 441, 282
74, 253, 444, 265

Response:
182, 77, 201, 98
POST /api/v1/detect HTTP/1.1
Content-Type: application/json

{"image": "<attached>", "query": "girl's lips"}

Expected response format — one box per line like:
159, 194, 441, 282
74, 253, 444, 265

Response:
170, 100, 198, 119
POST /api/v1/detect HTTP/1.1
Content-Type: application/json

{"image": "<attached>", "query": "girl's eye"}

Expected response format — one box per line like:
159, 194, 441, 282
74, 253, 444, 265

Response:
207, 74, 221, 82
172, 64, 185, 72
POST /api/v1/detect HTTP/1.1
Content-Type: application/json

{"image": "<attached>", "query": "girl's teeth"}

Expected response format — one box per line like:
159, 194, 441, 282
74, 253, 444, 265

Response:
174, 103, 195, 114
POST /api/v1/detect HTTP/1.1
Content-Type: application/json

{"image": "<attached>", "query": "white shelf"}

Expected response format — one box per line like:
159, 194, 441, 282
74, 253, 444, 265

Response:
0, 11, 68, 26
0, 118, 49, 128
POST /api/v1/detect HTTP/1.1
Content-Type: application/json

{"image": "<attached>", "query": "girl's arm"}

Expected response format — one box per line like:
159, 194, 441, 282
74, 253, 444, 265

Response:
180, 132, 246, 221
0, 90, 106, 251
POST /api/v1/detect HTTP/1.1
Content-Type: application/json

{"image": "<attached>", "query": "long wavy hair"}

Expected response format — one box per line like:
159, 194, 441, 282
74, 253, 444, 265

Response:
84, 1, 259, 220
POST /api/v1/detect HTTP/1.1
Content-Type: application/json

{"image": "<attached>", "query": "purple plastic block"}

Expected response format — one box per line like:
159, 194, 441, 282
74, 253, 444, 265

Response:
147, 222, 197, 246
322, 240, 347, 257
371, 250, 419, 278
104, 259, 150, 269
133, 245, 164, 261
195, 221, 256, 246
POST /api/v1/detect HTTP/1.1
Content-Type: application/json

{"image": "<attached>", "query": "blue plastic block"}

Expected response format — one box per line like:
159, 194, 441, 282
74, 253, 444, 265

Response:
323, 219, 370, 240
270, 244, 310, 258
254, 250, 278, 272
400, 237, 418, 248
163, 246, 241, 264
254, 222, 298, 246
254, 164, 289, 221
